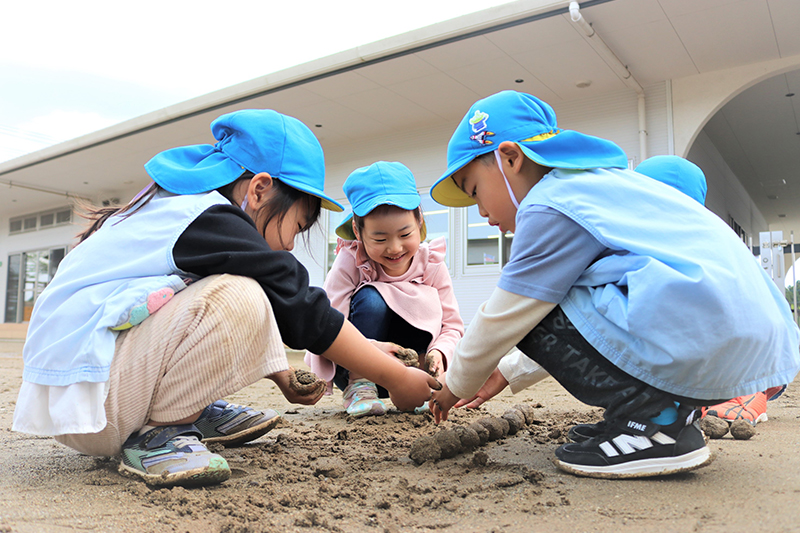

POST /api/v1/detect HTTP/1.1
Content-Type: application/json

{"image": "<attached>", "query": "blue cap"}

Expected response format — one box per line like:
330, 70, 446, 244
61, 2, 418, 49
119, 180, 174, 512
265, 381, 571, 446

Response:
335, 161, 426, 241
431, 91, 629, 207
635, 155, 707, 205
144, 109, 344, 211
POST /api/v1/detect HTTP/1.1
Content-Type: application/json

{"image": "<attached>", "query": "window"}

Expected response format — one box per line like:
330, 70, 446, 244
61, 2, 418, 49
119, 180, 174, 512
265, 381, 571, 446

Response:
464, 204, 513, 269
4, 247, 66, 323
9, 207, 73, 235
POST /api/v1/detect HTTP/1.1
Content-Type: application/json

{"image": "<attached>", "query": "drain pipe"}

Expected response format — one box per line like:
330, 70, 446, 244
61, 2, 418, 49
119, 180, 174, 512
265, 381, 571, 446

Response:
569, 1, 647, 164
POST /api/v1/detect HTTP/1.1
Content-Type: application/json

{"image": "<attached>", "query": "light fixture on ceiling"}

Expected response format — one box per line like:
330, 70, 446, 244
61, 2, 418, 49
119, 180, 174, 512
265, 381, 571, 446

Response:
315, 124, 322, 128
576, 80, 592, 89
783, 179, 787, 185
768, 195, 778, 199
779, 214, 786, 218
515, 79, 524, 84
787, 93, 795, 97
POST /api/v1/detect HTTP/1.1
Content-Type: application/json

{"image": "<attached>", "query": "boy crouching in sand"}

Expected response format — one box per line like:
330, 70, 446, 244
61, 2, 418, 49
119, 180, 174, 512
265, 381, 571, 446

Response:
429, 91, 800, 479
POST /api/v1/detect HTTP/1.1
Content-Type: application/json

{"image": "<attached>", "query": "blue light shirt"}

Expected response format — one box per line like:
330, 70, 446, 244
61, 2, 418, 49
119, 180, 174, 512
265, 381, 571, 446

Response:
500, 167, 800, 400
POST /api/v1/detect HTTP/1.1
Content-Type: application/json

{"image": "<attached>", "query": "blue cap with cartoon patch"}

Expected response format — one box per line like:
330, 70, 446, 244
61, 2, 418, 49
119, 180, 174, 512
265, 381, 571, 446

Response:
431, 91, 629, 207
144, 109, 344, 212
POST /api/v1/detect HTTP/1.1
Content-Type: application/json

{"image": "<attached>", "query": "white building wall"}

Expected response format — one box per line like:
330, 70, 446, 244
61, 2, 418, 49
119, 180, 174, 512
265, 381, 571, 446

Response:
688, 130, 768, 240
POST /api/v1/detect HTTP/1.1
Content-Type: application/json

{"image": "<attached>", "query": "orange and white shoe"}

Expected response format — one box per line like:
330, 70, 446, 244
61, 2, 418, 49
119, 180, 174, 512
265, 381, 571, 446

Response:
702, 392, 768, 427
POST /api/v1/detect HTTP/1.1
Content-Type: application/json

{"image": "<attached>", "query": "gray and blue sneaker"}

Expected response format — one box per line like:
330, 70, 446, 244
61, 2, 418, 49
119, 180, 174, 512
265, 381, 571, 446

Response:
119, 424, 230, 487
194, 400, 281, 447
343, 379, 386, 418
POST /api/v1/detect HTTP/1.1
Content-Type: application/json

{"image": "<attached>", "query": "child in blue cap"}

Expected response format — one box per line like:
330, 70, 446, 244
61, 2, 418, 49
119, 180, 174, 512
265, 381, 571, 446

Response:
428, 91, 800, 478
306, 161, 464, 417
12, 110, 439, 488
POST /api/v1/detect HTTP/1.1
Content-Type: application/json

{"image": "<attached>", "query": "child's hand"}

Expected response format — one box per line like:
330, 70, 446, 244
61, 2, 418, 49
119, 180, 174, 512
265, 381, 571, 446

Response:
453, 368, 509, 409
388, 366, 442, 411
268, 368, 326, 405
429, 372, 461, 424
422, 349, 444, 378
371, 340, 403, 356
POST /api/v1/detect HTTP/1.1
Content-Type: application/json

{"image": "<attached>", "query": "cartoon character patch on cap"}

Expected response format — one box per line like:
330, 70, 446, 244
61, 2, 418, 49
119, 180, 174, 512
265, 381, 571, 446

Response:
468, 110, 494, 145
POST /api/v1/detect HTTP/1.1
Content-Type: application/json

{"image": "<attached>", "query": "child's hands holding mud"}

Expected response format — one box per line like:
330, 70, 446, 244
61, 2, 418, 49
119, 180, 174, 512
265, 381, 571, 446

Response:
269, 367, 326, 405
388, 366, 442, 411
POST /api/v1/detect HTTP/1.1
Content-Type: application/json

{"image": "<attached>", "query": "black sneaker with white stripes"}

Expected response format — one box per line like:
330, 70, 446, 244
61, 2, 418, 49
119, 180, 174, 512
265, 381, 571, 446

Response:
554, 407, 713, 479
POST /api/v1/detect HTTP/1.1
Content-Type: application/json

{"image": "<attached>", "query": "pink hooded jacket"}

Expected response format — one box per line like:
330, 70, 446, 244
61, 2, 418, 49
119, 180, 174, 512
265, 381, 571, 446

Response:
304, 236, 464, 384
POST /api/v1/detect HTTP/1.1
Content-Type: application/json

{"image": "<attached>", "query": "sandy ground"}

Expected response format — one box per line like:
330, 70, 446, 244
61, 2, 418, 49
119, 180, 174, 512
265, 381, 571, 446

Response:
1, 340, 799, 533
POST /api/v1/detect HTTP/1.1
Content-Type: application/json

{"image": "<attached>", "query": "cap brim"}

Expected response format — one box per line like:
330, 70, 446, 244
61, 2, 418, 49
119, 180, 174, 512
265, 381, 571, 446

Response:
431, 155, 477, 208
278, 176, 343, 212
516, 131, 628, 170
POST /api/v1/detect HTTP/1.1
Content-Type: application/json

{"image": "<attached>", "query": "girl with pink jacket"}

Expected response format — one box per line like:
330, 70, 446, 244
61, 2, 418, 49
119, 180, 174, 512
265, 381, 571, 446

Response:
305, 162, 464, 417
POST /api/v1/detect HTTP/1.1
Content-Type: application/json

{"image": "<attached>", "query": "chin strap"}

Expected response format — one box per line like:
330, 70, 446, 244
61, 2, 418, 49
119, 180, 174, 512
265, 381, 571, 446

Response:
494, 150, 520, 209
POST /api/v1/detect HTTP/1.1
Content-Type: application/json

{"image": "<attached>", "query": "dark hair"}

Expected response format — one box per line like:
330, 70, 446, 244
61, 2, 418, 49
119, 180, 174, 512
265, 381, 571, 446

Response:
476, 151, 496, 166
75, 182, 161, 243
352, 204, 423, 240
216, 171, 322, 249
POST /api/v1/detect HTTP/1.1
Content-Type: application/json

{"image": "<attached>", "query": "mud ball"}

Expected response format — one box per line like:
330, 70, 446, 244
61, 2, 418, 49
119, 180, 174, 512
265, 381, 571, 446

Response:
496, 417, 510, 437
294, 369, 318, 385
513, 403, 535, 425
468, 421, 490, 445
471, 450, 489, 467
394, 347, 419, 367
409, 436, 442, 464
700, 415, 729, 439
502, 409, 526, 435
730, 419, 756, 440
434, 429, 463, 459
477, 417, 505, 441
453, 425, 481, 451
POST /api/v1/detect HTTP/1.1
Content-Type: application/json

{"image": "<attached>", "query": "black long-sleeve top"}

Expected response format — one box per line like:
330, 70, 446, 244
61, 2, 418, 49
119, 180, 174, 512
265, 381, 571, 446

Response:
172, 204, 344, 355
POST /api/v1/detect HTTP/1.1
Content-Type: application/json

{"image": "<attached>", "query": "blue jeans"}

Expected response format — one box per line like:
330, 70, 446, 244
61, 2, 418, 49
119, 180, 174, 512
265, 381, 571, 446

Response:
333, 286, 431, 396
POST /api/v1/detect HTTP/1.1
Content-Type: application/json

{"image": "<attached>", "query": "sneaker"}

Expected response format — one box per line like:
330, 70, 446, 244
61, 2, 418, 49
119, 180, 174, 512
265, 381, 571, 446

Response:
343, 379, 386, 418
119, 424, 230, 487
567, 420, 606, 443
702, 392, 768, 427
554, 407, 712, 479
195, 400, 280, 446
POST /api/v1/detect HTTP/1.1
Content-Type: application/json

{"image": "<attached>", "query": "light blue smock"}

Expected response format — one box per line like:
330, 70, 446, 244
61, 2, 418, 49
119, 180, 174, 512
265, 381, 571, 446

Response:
524, 167, 800, 400
21, 190, 229, 387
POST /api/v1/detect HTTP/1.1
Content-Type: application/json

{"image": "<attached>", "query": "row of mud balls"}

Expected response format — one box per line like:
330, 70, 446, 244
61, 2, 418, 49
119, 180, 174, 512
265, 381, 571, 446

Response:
699, 415, 756, 440
409, 404, 536, 465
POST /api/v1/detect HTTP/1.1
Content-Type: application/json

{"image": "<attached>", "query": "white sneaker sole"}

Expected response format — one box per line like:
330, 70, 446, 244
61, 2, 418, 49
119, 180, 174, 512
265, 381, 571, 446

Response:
118, 455, 231, 487
554, 447, 714, 479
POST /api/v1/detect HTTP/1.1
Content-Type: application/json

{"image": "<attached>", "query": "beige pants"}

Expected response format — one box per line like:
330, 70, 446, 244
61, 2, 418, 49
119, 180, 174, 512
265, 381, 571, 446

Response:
56, 274, 288, 456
